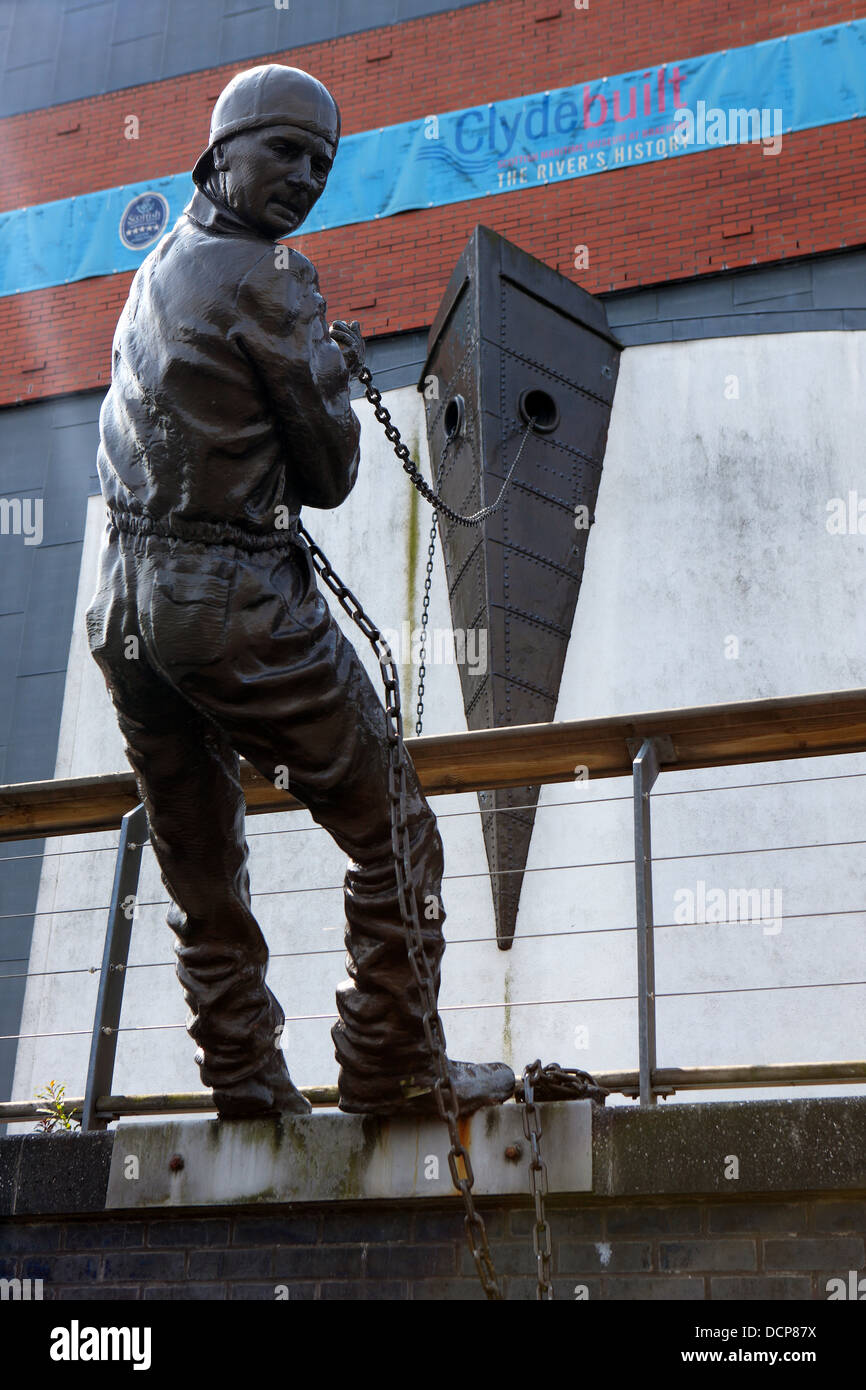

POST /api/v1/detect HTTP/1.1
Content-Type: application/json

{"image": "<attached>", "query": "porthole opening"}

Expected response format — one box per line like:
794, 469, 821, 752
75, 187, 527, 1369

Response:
518, 387, 558, 433
443, 394, 465, 440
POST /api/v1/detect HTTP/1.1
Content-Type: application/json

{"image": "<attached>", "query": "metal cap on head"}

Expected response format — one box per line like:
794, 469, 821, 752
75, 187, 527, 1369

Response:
192, 64, 341, 188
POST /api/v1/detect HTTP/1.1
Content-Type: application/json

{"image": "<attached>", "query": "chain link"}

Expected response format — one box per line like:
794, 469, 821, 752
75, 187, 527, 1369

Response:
356, 365, 527, 733
521, 1060, 554, 1300
357, 365, 532, 528
519, 1060, 610, 1300
297, 518, 503, 1300
297, 363, 611, 1299
415, 510, 437, 736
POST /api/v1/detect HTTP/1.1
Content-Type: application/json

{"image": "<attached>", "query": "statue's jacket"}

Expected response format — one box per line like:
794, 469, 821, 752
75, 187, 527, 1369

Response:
97, 186, 361, 541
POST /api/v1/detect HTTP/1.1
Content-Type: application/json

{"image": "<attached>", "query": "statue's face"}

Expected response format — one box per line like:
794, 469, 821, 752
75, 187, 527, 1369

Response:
212, 123, 335, 238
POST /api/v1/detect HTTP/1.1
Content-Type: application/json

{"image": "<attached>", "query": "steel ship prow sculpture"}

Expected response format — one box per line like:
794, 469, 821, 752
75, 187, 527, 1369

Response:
419, 225, 622, 949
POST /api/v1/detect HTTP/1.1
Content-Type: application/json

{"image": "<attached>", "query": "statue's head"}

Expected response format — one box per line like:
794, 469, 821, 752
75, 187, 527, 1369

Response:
192, 65, 340, 239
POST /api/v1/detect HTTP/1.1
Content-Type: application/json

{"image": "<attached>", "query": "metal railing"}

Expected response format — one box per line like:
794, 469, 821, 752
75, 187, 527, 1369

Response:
2, 687, 865, 1128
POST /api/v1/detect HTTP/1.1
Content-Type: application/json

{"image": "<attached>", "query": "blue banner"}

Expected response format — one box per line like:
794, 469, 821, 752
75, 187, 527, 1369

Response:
1, 18, 864, 299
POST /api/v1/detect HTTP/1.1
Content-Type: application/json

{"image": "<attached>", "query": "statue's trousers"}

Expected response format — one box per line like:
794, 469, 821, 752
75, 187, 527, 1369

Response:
85, 515, 447, 1101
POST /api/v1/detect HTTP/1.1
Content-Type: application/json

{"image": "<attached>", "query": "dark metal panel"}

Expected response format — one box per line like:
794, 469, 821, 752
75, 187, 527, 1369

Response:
3, 671, 67, 783
601, 249, 866, 342
0, 837, 43, 917
0, 544, 34, 616
0, 59, 55, 118
161, 0, 223, 78
811, 253, 866, 309
52, 1, 112, 107
0, 613, 25, 742
602, 288, 660, 326
336, 0, 398, 35
42, 428, 98, 546
0, 0, 495, 117
731, 261, 812, 305
721, 291, 814, 315
0, 832, 45, 1121
113, 0, 169, 43
219, 3, 280, 66
5, 0, 59, 66
668, 310, 831, 340
50, 395, 102, 428
15, 542, 80, 678
610, 320, 675, 346
105, 31, 166, 93
348, 330, 428, 398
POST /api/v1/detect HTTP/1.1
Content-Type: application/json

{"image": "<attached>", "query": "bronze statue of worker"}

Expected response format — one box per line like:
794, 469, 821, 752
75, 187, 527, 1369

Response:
86, 64, 514, 1120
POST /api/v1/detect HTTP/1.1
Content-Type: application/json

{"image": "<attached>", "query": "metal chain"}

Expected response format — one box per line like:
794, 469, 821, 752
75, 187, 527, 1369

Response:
519, 1060, 610, 1300
521, 1060, 554, 1300
296, 519, 503, 1300
415, 510, 437, 736
297, 362, 611, 1299
357, 365, 532, 527
357, 363, 528, 732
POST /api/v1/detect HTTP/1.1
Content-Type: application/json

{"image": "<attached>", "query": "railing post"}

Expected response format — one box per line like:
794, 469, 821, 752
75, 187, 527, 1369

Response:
81, 803, 148, 1131
630, 736, 672, 1108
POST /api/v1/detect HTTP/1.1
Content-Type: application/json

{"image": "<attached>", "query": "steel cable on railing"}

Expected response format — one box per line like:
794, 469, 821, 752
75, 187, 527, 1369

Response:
5, 833, 866, 924
5, 904, 866, 983
4, 976, 866, 1044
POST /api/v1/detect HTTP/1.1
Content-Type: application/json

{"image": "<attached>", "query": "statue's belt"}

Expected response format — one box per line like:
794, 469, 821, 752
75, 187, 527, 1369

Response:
107, 506, 301, 553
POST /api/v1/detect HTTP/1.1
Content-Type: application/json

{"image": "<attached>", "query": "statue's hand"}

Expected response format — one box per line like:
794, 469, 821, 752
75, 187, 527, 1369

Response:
330, 319, 366, 378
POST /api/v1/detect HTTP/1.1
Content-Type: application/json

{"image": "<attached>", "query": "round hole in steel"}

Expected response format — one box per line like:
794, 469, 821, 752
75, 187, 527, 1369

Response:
519, 387, 558, 433
443, 394, 465, 439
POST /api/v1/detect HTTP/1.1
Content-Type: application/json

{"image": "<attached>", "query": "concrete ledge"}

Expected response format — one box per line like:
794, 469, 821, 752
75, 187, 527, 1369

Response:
594, 1097, 866, 1197
1, 1097, 864, 1218
0, 1131, 113, 1217
104, 1103, 592, 1210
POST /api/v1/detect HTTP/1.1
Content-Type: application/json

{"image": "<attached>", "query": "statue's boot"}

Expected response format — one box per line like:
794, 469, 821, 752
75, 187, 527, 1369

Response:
337, 1058, 515, 1116
211, 1048, 312, 1120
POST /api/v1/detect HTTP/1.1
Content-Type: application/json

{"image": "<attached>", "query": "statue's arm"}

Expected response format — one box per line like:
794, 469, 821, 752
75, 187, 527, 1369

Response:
233, 250, 361, 510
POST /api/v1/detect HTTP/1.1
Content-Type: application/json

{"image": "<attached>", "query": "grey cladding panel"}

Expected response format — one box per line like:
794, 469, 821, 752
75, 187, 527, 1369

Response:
113, 0, 170, 43
0, 0, 493, 116
0, 544, 34, 616
601, 249, 866, 344
16, 542, 80, 677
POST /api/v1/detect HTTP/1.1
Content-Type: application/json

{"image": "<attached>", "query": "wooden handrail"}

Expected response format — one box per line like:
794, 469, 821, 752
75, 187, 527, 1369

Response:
1, 687, 865, 842
3, 1061, 864, 1121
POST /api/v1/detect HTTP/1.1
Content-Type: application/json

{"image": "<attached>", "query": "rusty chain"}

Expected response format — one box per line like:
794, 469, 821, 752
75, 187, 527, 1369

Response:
297, 519, 503, 1300
521, 1060, 554, 1299
519, 1061, 610, 1300
295, 363, 610, 1299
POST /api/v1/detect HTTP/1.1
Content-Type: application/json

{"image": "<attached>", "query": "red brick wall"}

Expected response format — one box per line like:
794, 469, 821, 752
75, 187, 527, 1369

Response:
1, 0, 863, 406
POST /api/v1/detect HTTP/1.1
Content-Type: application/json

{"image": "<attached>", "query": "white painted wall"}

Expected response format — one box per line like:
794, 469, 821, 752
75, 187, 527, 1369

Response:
11, 334, 866, 1129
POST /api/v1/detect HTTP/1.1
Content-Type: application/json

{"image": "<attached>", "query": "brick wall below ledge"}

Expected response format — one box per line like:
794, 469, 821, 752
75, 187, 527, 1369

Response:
1, 1097, 864, 1300
1, 1194, 864, 1301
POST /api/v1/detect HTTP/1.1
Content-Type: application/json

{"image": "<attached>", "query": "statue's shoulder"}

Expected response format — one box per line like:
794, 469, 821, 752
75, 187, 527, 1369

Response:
235, 243, 321, 321
239, 242, 318, 287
